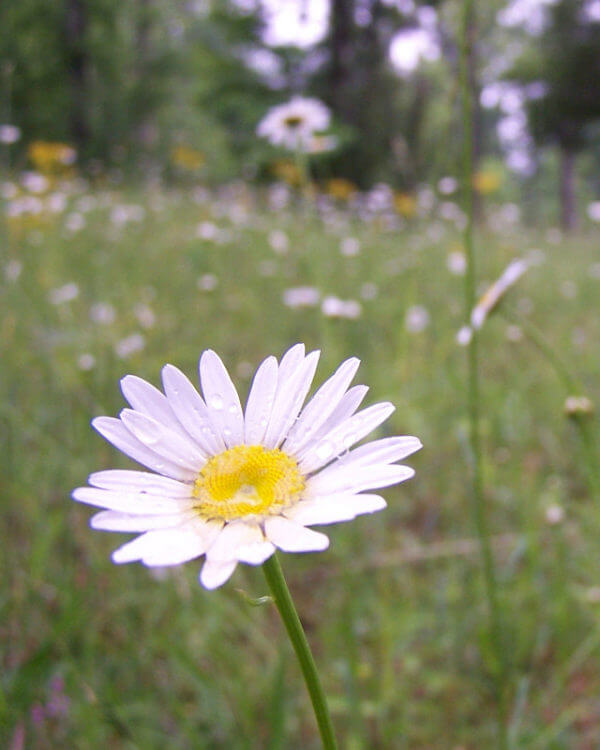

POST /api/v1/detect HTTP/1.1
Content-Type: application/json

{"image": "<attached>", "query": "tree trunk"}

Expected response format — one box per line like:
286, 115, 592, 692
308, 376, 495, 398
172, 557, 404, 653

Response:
328, 0, 354, 114
135, 0, 157, 149
559, 147, 577, 232
65, 0, 90, 152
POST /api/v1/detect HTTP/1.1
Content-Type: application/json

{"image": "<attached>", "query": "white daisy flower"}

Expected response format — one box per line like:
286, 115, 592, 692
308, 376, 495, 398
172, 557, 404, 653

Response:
457, 258, 529, 346
257, 97, 331, 152
73, 345, 421, 590
0, 124, 21, 144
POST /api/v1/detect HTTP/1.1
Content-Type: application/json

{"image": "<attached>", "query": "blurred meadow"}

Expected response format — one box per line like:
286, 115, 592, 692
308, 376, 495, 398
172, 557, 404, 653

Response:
3, 0, 600, 748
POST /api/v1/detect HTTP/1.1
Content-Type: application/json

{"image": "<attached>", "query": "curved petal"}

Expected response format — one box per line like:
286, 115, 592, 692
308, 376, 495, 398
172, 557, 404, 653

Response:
244, 355, 278, 445
283, 357, 360, 455
327, 436, 422, 472
307, 464, 414, 497
120, 409, 205, 472
264, 516, 329, 552
199, 350, 244, 447
236, 540, 275, 565
92, 416, 196, 480
88, 470, 193, 497
90, 509, 194, 532
205, 520, 262, 563
200, 559, 238, 589
299, 402, 395, 474
296, 385, 369, 461
259, 344, 304, 446
111, 520, 222, 566
204, 520, 276, 565
120, 375, 186, 436
263, 350, 320, 449
285, 494, 387, 525
72, 486, 193, 514
162, 364, 225, 456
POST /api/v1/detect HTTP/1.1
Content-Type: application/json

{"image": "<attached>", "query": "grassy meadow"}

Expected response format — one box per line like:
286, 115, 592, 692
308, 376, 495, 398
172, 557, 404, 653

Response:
3, 179, 600, 748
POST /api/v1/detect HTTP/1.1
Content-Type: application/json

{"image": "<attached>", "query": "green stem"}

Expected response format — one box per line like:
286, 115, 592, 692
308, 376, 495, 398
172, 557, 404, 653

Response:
459, 2, 508, 747
262, 554, 338, 750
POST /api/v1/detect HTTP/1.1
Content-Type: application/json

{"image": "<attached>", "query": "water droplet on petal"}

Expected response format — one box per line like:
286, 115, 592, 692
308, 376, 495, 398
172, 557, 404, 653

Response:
342, 432, 355, 449
228, 404, 238, 414
316, 441, 333, 460
210, 395, 224, 410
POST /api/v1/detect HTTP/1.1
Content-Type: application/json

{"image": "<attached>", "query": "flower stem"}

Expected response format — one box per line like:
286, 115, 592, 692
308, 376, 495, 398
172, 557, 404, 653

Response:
262, 554, 338, 750
459, 2, 508, 747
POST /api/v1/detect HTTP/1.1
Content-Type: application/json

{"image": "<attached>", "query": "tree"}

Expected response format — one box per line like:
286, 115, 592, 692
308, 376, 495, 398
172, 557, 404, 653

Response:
314, 0, 413, 187
506, 0, 600, 230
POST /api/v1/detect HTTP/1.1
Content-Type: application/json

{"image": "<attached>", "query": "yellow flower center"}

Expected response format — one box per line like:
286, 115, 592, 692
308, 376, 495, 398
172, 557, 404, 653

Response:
283, 116, 303, 128
193, 445, 305, 522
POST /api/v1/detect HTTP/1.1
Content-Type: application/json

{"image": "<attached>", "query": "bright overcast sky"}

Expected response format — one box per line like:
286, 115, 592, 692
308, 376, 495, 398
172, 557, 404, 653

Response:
259, 0, 440, 74
260, 0, 330, 47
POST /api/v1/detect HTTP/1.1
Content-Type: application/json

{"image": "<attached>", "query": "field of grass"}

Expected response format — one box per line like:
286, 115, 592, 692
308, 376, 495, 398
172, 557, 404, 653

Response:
3, 179, 600, 748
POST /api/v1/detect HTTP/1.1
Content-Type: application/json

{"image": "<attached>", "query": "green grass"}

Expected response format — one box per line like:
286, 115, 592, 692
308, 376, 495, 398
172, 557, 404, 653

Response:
2, 182, 600, 748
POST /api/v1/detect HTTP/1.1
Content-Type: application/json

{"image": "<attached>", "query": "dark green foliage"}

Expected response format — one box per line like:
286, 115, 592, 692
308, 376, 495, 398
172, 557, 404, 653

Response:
507, 0, 600, 153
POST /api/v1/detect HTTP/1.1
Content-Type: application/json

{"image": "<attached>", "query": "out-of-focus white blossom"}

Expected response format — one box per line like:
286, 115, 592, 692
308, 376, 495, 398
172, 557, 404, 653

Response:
405, 305, 430, 333
321, 296, 362, 319
49, 282, 79, 305
115, 333, 145, 359
283, 286, 321, 309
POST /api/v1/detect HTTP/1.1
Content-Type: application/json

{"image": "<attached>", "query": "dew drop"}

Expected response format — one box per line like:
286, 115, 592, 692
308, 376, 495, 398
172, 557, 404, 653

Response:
210, 395, 224, 410
135, 425, 159, 446
342, 432, 355, 449
227, 404, 238, 414
316, 441, 333, 460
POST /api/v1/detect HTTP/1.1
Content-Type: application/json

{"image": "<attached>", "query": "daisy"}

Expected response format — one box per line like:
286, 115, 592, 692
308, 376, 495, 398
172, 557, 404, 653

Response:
457, 258, 529, 345
73, 345, 421, 589
257, 97, 331, 152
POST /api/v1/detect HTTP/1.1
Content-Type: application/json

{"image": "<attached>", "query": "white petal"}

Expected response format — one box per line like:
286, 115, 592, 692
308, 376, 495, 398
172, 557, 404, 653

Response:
299, 402, 395, 474
204, 520, 276, 565
283, 357, 360, 455
278, 344, 306, 374
88, 470, 193, 497
263, 350, 320, 448
327, 436, 422, 471
205, 520, 263, 563
200, 559, 238, 589
90, 509, 193, 532
199, 350, 244, 447
244, 356, 279, 445
259, 344, 304, 447
307, 464, 415, 496
264, 516, 329, 552
298, 385, 369, 457
120, 375, 186, 435
285, 494, 386, 525
161, 364, 225, 455
92, 417, 196, 480
73, 486, 193, 514
120, 409, 205, 472
236, 540, 275, 565
112, 520, 222, 565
